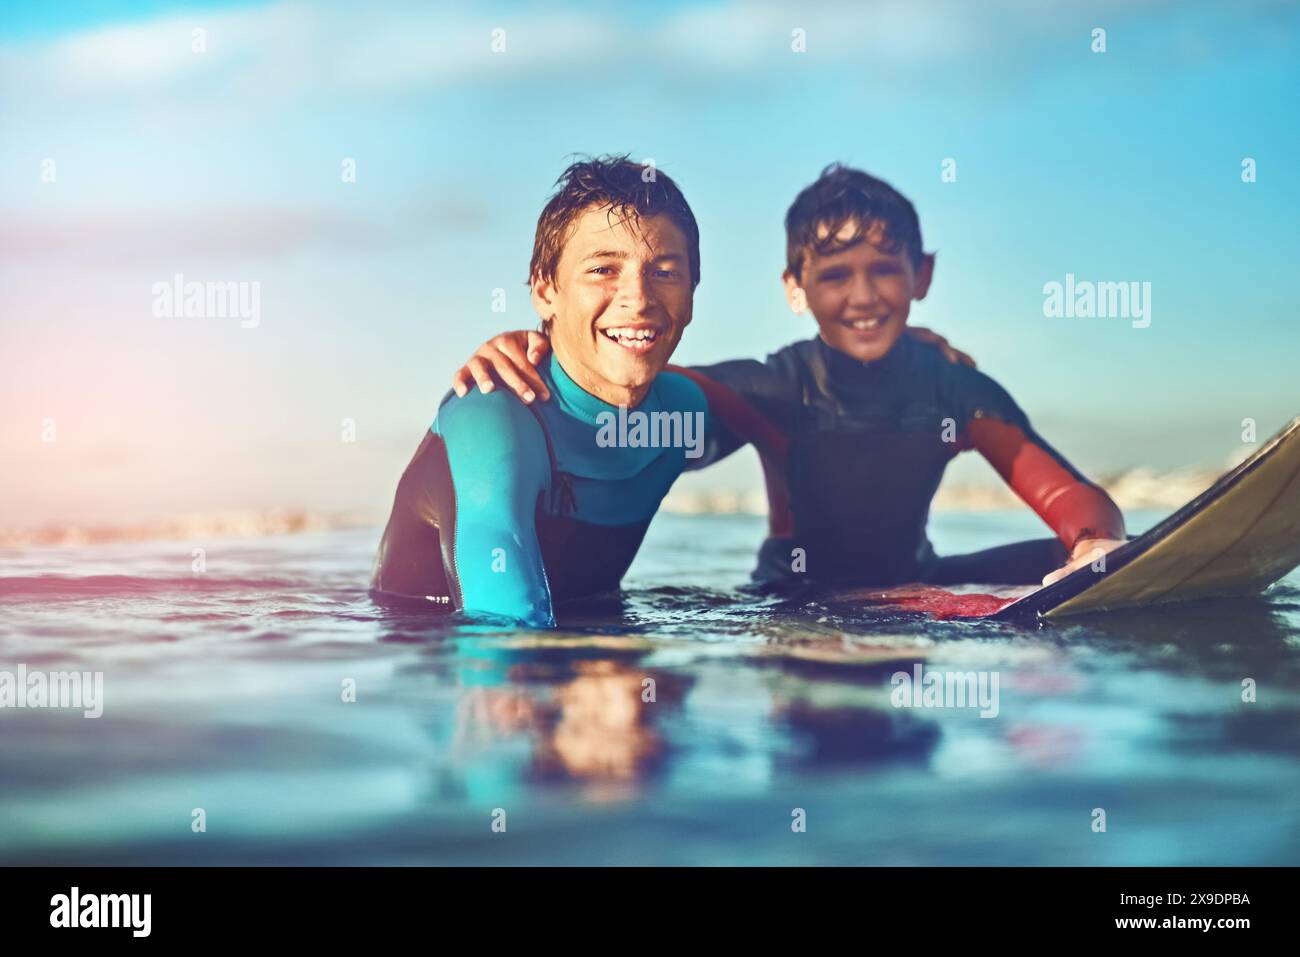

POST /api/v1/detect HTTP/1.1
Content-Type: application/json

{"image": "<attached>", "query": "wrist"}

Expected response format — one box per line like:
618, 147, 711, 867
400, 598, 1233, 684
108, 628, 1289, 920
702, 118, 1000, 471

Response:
1070, 537, 1123, 561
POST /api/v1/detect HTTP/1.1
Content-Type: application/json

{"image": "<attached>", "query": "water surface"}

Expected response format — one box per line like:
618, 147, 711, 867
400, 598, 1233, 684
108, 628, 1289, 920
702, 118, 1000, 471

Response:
2, 510, 1298, 865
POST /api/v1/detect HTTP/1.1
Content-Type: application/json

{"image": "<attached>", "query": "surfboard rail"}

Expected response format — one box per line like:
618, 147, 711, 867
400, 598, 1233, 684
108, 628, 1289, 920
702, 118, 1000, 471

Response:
994, 415, 1300, 622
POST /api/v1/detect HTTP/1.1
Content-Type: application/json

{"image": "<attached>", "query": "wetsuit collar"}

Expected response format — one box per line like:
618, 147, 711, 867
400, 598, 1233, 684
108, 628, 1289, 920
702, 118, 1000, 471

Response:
543, 352, 659, 425
815, 332, 910, 381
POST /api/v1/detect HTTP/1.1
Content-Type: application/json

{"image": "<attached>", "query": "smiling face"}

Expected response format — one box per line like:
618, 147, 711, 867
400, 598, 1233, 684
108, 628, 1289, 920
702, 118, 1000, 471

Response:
785, 217, 934, 363
532, 205, 694, 407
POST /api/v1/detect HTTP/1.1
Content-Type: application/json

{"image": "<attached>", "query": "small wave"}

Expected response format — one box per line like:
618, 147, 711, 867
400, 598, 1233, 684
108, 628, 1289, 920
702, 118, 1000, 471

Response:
0, 574, 313, 599
0, 467, 1223, 547
0, 509, 380, 549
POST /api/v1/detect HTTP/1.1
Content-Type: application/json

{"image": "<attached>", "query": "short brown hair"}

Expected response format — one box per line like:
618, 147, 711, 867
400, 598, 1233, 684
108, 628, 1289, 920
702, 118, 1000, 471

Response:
785, 163, 924, 281
529, 155, 701, 289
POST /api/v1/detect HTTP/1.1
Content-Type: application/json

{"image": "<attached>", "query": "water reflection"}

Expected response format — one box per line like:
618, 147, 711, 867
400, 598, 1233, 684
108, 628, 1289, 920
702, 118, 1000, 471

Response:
1053, 587, 1300, 682
365, 574, 1300, 860
6, 522, 1300, 864
458, 659, 689, 786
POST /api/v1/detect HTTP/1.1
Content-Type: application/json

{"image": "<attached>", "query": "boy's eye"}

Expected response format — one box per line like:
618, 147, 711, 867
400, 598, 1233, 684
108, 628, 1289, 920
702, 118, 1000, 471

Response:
653, 268, 678, 279
817, 269, 850, 282
588, 265, 614, 275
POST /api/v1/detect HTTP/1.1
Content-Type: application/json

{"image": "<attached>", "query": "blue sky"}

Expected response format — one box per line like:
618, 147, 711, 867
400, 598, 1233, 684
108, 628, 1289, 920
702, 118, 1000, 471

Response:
1, 0, 1297, 524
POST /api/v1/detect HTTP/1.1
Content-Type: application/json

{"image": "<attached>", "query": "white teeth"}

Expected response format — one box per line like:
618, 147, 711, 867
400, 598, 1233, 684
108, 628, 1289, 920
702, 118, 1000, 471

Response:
603, 327, 659, 342
850, 318, 883, 330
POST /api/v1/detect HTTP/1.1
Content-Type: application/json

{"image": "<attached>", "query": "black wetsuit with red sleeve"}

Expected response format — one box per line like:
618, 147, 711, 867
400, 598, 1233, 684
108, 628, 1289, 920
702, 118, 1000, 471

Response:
678, 334, 1125, 588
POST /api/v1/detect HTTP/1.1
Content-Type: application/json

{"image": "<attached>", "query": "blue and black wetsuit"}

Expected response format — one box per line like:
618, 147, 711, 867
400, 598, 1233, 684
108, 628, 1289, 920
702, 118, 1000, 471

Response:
371, 354, 709, 627
680, 334, 1125, 588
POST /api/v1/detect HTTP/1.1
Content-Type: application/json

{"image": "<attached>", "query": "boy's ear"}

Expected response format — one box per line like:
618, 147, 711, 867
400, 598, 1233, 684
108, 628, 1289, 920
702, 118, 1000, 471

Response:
530, 276, 557, 323
913, 252, 936, 301
782, 270, 808, 314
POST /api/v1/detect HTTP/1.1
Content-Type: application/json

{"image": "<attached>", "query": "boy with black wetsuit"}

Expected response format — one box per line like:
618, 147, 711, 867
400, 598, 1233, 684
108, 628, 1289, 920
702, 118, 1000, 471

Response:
452, 164, 1127, 590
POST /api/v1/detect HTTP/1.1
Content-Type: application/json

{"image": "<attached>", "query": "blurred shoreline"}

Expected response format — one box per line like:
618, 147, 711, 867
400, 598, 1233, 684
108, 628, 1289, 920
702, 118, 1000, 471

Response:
0, 509, 380, 549
661, 467, 1218, 517
0, 467, 1219, 549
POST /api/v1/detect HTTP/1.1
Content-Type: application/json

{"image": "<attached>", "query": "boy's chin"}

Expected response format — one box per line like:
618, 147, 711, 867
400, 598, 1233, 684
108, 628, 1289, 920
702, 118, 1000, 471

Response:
599, 353, 669, 390
819, 325, 905, 363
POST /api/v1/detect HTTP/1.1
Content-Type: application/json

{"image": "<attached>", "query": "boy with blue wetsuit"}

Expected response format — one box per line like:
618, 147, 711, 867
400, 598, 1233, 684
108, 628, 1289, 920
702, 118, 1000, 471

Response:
452, 164, 1128, 598
371, 159, 711, 627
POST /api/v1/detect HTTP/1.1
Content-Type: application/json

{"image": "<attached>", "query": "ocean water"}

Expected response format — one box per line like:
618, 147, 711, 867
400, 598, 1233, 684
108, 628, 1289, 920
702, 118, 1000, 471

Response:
2, 509, 1298, 866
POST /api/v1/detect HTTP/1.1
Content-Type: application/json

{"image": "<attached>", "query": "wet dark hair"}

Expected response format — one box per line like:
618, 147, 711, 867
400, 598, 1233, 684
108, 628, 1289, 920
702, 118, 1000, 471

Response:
529, 154, 701, 289
785, 163, 924, 280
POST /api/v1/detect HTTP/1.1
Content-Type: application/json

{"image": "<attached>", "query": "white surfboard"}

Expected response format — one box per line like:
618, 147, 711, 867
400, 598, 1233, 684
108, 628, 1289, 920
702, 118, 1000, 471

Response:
996, 416, 1300, 620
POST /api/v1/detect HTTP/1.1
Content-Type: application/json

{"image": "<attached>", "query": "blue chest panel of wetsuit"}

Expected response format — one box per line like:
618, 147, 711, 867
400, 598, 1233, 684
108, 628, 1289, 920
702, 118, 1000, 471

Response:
371, 354, 709, 627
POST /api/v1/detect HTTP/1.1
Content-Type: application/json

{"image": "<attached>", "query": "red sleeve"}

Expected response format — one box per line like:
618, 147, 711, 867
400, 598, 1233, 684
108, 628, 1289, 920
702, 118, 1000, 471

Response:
964, 417, 1125, 551
665, 365, 794, 537
665, 365, 790, 458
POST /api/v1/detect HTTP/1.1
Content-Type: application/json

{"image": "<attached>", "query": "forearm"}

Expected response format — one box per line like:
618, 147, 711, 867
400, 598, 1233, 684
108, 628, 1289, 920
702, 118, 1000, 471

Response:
453, 520, 555, 627
967, 417, 1125, 550
438, 391, 557, 627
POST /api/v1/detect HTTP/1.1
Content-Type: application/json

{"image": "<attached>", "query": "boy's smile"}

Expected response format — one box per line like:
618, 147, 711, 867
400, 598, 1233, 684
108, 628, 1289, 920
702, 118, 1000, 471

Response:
533, 205, 693, 407
785, 217, 933, 364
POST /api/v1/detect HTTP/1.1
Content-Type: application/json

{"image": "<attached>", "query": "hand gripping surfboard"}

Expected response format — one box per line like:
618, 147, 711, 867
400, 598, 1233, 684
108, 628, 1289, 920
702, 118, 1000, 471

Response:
995, 415, 1300, 621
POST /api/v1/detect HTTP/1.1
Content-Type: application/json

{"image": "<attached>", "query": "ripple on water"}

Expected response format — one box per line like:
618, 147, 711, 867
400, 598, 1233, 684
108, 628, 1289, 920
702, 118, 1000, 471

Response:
2, 518, 1299, 865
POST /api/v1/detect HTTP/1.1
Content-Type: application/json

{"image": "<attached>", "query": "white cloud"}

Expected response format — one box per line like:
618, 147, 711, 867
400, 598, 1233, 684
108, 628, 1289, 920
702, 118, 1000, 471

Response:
0, 202, 485, 265
2, 0, 1223, 111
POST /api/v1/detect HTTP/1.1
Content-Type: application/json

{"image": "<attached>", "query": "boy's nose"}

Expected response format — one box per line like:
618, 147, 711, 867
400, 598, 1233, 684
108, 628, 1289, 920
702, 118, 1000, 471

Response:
615, 270, 653, 311
847, 273, 879, 307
